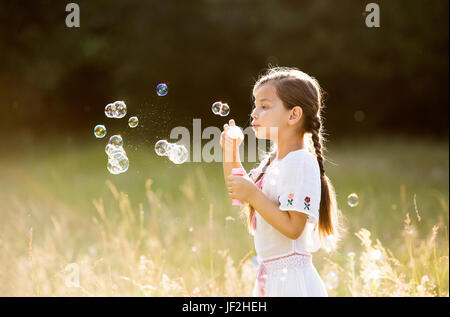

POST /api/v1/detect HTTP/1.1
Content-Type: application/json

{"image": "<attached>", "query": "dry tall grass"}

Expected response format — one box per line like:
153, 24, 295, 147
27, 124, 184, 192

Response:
1, 175, 447, 296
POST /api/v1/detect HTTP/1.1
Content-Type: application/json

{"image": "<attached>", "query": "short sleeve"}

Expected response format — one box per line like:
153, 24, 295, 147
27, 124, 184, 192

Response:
277, 154, 321, 224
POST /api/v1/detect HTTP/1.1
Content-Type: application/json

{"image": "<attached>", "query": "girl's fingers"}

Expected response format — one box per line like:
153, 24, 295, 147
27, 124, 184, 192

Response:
223, 123, 229, 131
229, 119, 235, 126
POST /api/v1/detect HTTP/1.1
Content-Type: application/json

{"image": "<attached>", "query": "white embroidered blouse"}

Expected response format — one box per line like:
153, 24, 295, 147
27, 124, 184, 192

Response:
248, 149, 322, 260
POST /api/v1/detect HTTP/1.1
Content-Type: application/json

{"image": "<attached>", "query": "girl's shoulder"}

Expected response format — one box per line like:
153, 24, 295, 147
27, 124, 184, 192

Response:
275, 149, 321, 178
278, 149, 318, 167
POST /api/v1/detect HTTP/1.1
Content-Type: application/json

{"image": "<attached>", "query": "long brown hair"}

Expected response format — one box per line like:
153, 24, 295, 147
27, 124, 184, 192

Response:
245, 66, 343, 247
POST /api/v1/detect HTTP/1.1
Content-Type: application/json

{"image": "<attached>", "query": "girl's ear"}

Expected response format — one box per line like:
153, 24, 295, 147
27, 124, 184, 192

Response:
288, 106, 303, 125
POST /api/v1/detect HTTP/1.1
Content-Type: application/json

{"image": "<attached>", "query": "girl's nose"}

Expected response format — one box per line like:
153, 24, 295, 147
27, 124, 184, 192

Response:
251, 109, 258, 120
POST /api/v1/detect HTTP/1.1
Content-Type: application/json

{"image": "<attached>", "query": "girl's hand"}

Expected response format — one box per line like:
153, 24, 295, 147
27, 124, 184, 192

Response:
221, 119, 243, 161
226, 174, 258, 202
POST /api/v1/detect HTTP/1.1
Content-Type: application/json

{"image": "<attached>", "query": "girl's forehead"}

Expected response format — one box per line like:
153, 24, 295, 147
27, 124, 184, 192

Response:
253, 83, 278, 101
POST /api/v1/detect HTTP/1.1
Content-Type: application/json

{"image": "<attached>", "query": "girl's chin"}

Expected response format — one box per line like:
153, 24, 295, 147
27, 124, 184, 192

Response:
254, 133, 269, 140
253, 127, 273, 140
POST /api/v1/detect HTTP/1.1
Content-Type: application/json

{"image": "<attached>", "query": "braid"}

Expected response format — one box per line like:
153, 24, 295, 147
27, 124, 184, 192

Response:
310, 116, 325, 176
246, 151, 276, 233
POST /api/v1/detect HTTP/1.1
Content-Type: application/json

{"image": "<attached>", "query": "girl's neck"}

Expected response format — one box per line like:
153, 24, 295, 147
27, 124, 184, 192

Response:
275, 132, 305, 161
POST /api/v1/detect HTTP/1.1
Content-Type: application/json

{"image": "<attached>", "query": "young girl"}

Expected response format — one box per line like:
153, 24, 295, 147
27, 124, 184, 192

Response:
221, 67, 342, 297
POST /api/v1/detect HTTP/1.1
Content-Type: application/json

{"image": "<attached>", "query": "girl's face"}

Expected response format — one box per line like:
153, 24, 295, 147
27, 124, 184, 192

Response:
251, 83, 291, 141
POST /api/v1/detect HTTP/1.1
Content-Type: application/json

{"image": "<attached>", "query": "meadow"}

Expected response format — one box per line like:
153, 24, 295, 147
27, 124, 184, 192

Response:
0, 134, 448, 296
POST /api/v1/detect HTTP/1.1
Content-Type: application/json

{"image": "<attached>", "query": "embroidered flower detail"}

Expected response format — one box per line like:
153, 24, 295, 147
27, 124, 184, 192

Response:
304, 196, 311, 210
287, 193, 294, 206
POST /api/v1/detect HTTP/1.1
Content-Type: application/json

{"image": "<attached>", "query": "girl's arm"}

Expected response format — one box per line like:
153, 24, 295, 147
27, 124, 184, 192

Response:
248, 188, 307, 240
227, 174, 308, 240
221, 120, 245, 184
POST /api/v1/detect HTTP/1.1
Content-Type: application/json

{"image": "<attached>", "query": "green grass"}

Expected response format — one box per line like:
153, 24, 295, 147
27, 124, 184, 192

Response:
0, 135, 448, 296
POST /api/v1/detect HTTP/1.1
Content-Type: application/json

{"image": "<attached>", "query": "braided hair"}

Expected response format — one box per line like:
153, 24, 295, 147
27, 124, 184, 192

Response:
245, 151, 277, 233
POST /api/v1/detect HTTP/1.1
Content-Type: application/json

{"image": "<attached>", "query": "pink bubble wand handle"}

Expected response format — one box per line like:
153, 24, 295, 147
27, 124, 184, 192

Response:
231, 168, 245, 206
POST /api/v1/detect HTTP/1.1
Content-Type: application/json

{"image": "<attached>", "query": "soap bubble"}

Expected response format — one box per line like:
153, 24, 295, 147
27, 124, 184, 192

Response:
156, 83, 168, 96
94, 125, 107, 138
219, 103, 230, 116
114, 101, 127, 119
107, 161, 122, 175
106, 146, 129, 175
155, 140, 188, 164
128, 116, 139, 128
108, 135, 123, 147
226, 125, 244, 140
211, 102, 222, 115
105, 103, 116, 118
155, 140, 170, 156
325, 272, 339, 290
110, 151, 129, 173
347, 193, 359, 207
369, 249, 384, 261
251, 256, 261, 269
168, 144, 189, 164
105, 143, 125, 158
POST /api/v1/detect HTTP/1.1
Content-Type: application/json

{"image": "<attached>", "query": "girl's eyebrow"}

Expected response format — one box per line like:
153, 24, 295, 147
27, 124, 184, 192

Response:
255, 98, 272, 103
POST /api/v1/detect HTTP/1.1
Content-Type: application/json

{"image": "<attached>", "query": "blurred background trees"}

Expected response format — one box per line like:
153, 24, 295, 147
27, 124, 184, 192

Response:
0, 0, 448, 142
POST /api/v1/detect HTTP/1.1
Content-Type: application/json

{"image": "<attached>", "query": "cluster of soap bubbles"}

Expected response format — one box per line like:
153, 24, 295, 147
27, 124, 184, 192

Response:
155, 140, 189, 164
93, 100, 142, 174
105, 135, 129, 174
211, 101, 230, 117
347, 193, 359, 207
95, 101, 139, 139
105, 101, 127, 119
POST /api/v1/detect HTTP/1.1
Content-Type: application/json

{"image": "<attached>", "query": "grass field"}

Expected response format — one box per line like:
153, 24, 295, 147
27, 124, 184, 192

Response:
0, 135, 448, 296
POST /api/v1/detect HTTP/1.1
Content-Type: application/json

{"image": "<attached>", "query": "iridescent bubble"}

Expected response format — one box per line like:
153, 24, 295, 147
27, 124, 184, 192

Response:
211, 102, 222, 115
226, 125, 244, 140
347, 193, 359, 207
107, 160, 121, 175
219, 103, 230, 116
155, 140, 170, 156
114, 101, 127, 119
108, 135, 123, 147
325, 272, 339, 290
94, 124, 107, 138
251, 256, 260, 269
105, 143, 125, 158
105, 103, 116, 118
110, 151, 129, 173
128, 116, 139, 128
369, 249, 384, 261
156, 83, 168, 96
168, 144, 189, 164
